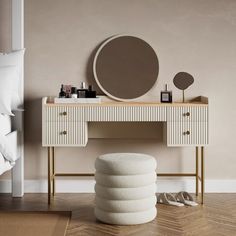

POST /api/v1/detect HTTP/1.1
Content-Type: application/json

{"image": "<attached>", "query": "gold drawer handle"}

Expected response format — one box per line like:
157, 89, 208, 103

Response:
183, 131, 190, 135
184, 112, 190, 117
62, 131, 67, 135
62, 111, 67, 116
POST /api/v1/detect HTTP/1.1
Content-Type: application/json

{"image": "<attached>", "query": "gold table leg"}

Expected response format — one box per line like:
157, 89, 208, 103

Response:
52, 147, 55, 196
196, 147, 199, 196
201, 146, 204, 204
48, 147, 52, 204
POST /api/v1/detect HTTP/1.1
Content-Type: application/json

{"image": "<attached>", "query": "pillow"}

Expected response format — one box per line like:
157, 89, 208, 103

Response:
0, 153, 14, 175
0, 66, 18, 116
0, 49, 25, 110
0, 133, 17, 164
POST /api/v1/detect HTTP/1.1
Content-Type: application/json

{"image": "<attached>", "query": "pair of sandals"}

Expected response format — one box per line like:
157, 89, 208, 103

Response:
157, 191, 198, 207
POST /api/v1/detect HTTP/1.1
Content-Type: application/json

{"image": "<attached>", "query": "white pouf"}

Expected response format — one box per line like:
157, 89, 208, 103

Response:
95, 153, 157, 225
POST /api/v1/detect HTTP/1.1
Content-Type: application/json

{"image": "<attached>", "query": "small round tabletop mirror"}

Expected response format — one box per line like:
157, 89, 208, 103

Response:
93, 35, 159, 101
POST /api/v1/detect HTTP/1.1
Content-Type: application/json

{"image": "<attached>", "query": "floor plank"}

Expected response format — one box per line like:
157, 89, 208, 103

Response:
0, 193, 236, 236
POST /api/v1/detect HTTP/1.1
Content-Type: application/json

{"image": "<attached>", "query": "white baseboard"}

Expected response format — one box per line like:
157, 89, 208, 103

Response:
1, 178, 236, 193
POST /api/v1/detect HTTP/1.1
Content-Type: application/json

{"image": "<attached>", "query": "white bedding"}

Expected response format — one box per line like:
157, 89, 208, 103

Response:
0, 114, 11, 135
0, 152, 12, 175
0, 131, 18, 175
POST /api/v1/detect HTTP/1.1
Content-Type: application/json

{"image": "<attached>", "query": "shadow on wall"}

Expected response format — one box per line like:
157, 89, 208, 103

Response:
24, 98, 42, 145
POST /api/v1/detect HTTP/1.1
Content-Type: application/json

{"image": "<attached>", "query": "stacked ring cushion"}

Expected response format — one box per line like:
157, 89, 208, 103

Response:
95, 183, 156, 200
95, 195, 157, 213
95, 153, 157, 175
94, 153, 157, 225
95, 172, 156, 188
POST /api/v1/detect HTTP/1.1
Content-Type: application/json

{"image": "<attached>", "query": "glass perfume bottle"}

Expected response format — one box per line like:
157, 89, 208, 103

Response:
59, 84, 66, 98
161, 84, 172, 103
77, 82, 87, 98
64, 85, 72, 98
86, 85, 96, 98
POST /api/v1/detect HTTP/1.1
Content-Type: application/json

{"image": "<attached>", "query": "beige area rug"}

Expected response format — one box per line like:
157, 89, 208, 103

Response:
0, 211, 71, 236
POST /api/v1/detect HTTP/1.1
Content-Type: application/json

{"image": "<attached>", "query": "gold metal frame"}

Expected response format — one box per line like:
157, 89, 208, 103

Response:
47, 146, 205, 205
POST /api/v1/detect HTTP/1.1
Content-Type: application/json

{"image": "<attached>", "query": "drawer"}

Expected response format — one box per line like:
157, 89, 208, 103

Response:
45, 106, 85, 122
85, 106, 167, 122
43, 121, 88, 146
167, 122, 208, 146
167, 106, 208, 122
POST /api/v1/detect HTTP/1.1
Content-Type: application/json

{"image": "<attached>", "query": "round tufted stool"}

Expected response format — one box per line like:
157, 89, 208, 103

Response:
94, 153, 157, 225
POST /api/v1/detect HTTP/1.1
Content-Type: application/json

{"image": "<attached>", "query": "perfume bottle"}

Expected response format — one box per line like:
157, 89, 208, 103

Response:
59, 84, 66, 98
86, 85, 96, 98
161, 84, 172, 103
77, 82, 87, 98
64, 85, 72, 98
71, 87, 77, 98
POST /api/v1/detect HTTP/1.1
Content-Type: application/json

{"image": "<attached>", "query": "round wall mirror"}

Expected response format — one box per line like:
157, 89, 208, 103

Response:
93, 35, 159, 101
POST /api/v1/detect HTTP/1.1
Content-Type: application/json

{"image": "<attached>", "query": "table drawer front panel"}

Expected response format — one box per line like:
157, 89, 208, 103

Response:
85, 106, 167, 121
45, 106, 85, 122
167, 122, 208, 146
167, 106, 208, 122
43, 122, 88, 146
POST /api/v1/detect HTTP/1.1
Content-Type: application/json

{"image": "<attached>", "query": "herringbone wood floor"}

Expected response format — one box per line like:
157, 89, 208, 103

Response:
0, 193, 236, 236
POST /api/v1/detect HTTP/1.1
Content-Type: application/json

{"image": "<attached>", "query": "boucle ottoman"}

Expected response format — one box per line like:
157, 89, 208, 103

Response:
95, 153, 157, 225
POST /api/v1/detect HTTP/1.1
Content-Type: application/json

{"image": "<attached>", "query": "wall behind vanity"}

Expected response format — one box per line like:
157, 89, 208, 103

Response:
1, 0, 236, 189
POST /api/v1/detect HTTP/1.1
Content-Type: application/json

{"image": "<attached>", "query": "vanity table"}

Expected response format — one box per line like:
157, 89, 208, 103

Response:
42, 96, 209, 204
42, 34, 209, 204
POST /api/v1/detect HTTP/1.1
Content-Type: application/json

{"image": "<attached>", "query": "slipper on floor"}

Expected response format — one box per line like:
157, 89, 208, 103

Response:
157, 193, 184, 207
176, 191, 198, 206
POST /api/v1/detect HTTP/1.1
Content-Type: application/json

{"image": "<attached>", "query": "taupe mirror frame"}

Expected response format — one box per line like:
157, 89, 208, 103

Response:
93, 35, 159, 101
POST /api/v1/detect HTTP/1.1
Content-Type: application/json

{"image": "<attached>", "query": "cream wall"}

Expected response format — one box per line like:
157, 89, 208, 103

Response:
1, 0, 236, 185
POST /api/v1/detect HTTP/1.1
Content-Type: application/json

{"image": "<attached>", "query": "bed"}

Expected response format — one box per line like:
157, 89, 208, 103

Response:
0, 0, 24, 197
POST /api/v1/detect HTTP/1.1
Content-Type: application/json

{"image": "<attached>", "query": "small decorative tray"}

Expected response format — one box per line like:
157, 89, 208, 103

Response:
54, 97, 101, 104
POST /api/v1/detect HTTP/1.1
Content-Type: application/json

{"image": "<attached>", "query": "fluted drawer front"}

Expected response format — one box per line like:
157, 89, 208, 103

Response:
45, 106, 85, 122
43, 122, 88, 146
85, 106, 166, 121
167, 122, 208, 146
167, 106, 208, 122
